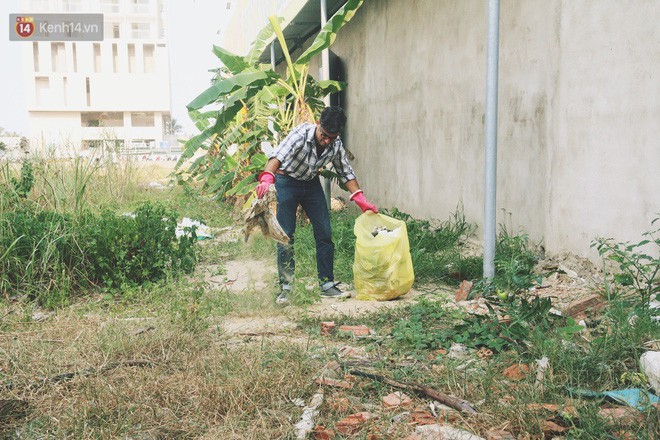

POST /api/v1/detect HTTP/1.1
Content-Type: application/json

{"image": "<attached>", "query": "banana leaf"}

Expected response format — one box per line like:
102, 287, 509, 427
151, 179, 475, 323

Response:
226, 174, 258, 197
177, 127, 216, 166
246, 19, 282, 65
187, 70, 277, 111
295, 0, 364, 66
212, 46, 250, 74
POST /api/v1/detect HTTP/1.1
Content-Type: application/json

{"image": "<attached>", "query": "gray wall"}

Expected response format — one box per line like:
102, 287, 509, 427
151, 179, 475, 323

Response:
315, 0, 659, 259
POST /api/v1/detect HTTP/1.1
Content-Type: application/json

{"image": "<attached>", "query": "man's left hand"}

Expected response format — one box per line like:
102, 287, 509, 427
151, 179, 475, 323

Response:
351, 190, 378, 213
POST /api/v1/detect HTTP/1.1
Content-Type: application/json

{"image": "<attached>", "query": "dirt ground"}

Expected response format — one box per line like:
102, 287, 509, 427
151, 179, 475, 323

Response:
210, 246, 603, 344
134, 158, 606, 339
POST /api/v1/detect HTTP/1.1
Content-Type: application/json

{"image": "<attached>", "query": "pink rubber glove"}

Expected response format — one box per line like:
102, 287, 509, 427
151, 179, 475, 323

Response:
256, 171, 275, 198
350, 190, 378, 213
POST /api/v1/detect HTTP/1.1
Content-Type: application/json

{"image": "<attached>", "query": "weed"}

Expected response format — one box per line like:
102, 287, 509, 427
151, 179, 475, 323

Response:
384, 206, 478, 283
592, 216, 660, 307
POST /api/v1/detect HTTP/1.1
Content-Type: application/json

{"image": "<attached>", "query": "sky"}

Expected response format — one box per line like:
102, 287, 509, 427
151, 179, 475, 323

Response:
0, 0, 234, 136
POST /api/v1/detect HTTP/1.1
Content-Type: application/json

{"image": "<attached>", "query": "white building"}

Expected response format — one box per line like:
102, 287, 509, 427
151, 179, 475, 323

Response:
19, 0, 172, 155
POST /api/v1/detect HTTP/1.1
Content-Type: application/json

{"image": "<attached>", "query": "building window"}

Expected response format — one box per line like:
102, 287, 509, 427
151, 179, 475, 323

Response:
85, 77, 91, 106
131, 23, 151, 39
100, 0, 119, 13
32, 0, 49, 11
128, 44, 136, 73
63, 76, 68, 106
105, 22, 121, 39
131, 139, 155, 150
33, 42, 39, 72
83, 139, 125, 150
112, 43, 118, 73
62, 0, 82, 12
143, 44, 155, 73
131, 112, 155, 127
81, 112, 124, 127
131, 0, 150, 13
51, 42, 66, 72
93, 43, 101, 73
72, 43, 78, 72
35, 77, 49, 106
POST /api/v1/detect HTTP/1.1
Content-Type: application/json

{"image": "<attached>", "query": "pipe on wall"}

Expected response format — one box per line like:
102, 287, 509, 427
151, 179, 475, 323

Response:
483, 0, 500, 279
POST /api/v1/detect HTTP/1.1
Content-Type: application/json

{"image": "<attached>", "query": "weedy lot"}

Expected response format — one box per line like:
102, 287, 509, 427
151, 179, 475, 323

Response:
1, 156, 659, 439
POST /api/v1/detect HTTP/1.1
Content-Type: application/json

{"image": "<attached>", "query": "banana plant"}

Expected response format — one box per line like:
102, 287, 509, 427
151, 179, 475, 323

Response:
175, 0, 363, 205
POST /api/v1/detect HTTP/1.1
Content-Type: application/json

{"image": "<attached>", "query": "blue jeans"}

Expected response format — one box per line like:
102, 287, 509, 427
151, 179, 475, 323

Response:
275, 174, 334, 290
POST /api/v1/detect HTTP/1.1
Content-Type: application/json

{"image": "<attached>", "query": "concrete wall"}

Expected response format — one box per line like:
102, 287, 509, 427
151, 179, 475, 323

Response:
317, 0, 660, 259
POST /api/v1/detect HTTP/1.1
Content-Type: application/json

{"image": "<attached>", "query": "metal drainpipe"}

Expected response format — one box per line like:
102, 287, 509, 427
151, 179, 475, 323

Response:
320, 0, 332, 209
270, 42, 276, 70
483, 0, 500, 279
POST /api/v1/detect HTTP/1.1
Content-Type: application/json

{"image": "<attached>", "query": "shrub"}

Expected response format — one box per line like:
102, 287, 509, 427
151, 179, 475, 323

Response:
80, 203, 198, 288
0, 201, 198, 305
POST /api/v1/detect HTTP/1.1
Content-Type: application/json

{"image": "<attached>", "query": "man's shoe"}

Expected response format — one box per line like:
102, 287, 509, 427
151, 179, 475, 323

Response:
320, 284, 350, 299
276, 290, 290, 305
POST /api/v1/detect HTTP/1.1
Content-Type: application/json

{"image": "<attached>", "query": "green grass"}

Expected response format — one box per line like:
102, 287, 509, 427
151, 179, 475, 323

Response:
3, 155, 659, 439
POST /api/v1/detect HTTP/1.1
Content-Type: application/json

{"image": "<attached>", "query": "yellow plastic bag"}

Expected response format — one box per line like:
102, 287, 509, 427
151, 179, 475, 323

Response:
353, 213, 415, 301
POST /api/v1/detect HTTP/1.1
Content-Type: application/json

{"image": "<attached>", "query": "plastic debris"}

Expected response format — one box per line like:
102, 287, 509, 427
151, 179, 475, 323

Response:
640, 351, 660, 393
294, 393, 324, 440
565, 386, 660, 411
176, 217, 214, 240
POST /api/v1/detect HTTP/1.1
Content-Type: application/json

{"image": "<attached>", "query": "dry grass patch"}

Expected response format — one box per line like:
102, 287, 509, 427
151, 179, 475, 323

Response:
1, 310, 321, 438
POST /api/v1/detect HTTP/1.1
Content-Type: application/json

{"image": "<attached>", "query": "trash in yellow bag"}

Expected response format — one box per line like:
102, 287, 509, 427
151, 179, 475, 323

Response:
353, 212, 414, 301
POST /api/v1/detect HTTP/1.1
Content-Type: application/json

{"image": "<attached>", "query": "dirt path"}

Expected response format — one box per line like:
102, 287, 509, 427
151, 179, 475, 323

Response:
211, 256, 443, 341
211, 248, 603, 342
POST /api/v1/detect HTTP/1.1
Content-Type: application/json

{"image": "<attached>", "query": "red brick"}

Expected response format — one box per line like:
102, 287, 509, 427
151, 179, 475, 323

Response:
455, 280, 473, 301
598, 407, 644, 425
321, 321, 336, 335
336, 412, 373, 435
502, 364, 531, 381
314, 425, 335, 439
485, 428, 516, 440
410, 410, 436, 425
563, 294, 606, 317
382, 391, 413, 408
338, 325, 371, 337
315, 377, 353, 389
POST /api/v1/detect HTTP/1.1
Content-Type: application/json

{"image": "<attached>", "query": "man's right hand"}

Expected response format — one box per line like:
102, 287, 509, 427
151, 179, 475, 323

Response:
256, 171, 276, 198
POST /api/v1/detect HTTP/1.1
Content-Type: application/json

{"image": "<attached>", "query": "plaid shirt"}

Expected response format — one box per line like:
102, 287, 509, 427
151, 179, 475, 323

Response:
271, 123, 357, 183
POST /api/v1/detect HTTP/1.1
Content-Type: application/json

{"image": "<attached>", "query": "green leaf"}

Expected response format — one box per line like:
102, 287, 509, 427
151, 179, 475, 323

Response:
268, 16, 299, 94
295, 0, 364, 66
187, 71, 274, 111
317, 79, 346, 94
208, 171, 236, 193
226, 175, 257, 196
246, 19, 282, 65
176, 127, 216, 166
212, 46, 251, 74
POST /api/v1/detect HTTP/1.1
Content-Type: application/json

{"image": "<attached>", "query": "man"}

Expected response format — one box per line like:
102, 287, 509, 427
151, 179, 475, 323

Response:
256, 106, 378, 305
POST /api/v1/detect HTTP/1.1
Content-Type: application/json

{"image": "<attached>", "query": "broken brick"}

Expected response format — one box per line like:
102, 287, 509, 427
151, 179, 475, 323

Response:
502, 364, 531, 381
321, 321, 336, 335
598, 407, 644, 425
382, 391, 413, 408
485, 428, 516, 440
563, 294, 606, 318
336, 412, 373, 435
315, 377, 353, 389
542, 420, 569, 435
338, 325, 371, 337
327, 397, 351, 413
410, 410, 437, 425
314, 425, 335, 440
455, 280, 474, 301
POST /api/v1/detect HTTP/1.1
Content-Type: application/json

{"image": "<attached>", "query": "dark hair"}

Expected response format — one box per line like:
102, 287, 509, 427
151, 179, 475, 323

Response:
319, 106, 346, 133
